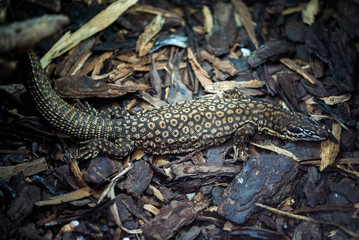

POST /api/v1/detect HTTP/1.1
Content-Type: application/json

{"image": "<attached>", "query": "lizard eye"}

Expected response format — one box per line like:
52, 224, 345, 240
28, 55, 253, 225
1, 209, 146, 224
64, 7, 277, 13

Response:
287, 126, 301, 134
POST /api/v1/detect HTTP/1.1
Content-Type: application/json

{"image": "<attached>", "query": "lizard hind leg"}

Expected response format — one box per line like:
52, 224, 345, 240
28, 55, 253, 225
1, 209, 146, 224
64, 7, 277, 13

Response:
96, 106, 130, 119
74, 99, 129, 119
78, 138, 134, 160
233, 124, 256, 161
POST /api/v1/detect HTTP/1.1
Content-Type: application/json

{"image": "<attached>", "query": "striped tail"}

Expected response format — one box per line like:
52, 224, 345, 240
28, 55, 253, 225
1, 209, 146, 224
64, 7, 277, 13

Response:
25, 52, 117, 140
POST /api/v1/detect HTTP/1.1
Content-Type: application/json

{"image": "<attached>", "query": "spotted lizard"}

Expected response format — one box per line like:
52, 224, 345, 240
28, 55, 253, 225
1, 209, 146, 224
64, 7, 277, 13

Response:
25, 51, 334, 160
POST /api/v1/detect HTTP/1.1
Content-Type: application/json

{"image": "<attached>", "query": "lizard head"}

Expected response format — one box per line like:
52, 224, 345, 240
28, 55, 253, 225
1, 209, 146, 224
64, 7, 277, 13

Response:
264, 111, 337, 142
281, 112, 337, 142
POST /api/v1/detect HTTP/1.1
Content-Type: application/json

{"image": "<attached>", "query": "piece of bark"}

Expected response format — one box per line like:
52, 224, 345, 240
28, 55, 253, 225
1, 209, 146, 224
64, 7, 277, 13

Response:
303, 167, 329, 207
248, 40, 294, 68
83, 156, 120, 184
205, 2, 236, 56
336, 1, 359, 38
0, 83, 26, 105
131, 5, 183, 20
218, 155, 298, 224
169, 164, 241, 180
285, 15, 306, 43
201, 50, 237, 77
149, 55, 162, 99
120, 160, 153, 197
53, 75, 148, 99
276, 72, 301, 110
328, 178, 359, 204
302, 0, 319, 25
54, 37, 96, 77
306, 24, 356, 92
115, 194, 141, 229
0, 58, 17, 79
187, 48, 212, 90
0, 157, 48, 182
293, 222, 323, 240
141, 200, 197, 240
7, 184, 41, 225
167, 50, 193, 104
299, 78, 327, 98
206, 141, 232, 165
31, 0, 61, 12
0, 14, 69, 54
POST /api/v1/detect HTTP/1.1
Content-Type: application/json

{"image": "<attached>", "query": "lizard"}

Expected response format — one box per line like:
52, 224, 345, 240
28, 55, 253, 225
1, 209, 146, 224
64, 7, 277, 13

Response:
25, 51, 335, 160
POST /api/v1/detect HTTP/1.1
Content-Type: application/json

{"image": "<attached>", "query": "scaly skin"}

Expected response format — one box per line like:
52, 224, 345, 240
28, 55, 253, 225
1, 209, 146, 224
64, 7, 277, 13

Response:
26, 52, 331, 160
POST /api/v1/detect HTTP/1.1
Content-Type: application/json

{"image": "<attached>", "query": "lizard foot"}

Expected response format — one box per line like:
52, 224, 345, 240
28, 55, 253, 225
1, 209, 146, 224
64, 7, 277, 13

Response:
77, 140, 100, 159
233, 145, 249, 161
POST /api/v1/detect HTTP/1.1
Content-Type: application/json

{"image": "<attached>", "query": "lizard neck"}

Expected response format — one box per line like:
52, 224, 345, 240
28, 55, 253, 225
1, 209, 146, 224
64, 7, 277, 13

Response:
247, 99, 288, 135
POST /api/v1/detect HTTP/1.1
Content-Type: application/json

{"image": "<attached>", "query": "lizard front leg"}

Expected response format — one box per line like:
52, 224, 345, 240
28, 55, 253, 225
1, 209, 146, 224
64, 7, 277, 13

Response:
233, 123, 256, 161
223, 87, 250, 101
78, 138, 134, 160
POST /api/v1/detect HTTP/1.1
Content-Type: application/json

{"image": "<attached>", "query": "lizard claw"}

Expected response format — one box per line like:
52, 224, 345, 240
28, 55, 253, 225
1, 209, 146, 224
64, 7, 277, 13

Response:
233, 146, 239, 161
77, 140, 100, 159
233, 145, 249, 161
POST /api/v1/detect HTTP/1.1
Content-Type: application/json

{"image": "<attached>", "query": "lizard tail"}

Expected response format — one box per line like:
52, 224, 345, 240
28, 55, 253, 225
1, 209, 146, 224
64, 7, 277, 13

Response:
25, 51, 115, 140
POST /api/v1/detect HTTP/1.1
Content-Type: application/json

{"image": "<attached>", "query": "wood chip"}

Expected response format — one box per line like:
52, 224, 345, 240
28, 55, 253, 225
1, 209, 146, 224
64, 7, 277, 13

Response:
200, 50, 237, 76
187, 48, 212, 90
41, 0, 138, 68
231, 0, 259, 49
143, 204, 160, 216
306, 94, 351, 106
320, 123, 341, 171
205, 79, 264, 93
136, 14, 165, 57
148, 184, 165, 202
0, 157, 48, 182
280, 58, 317, 85
302, 0, 319, 25
131, 5, 182, 19
35, 187, 92, 206
202, 5, 213, 33
250, 142, 300, 162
